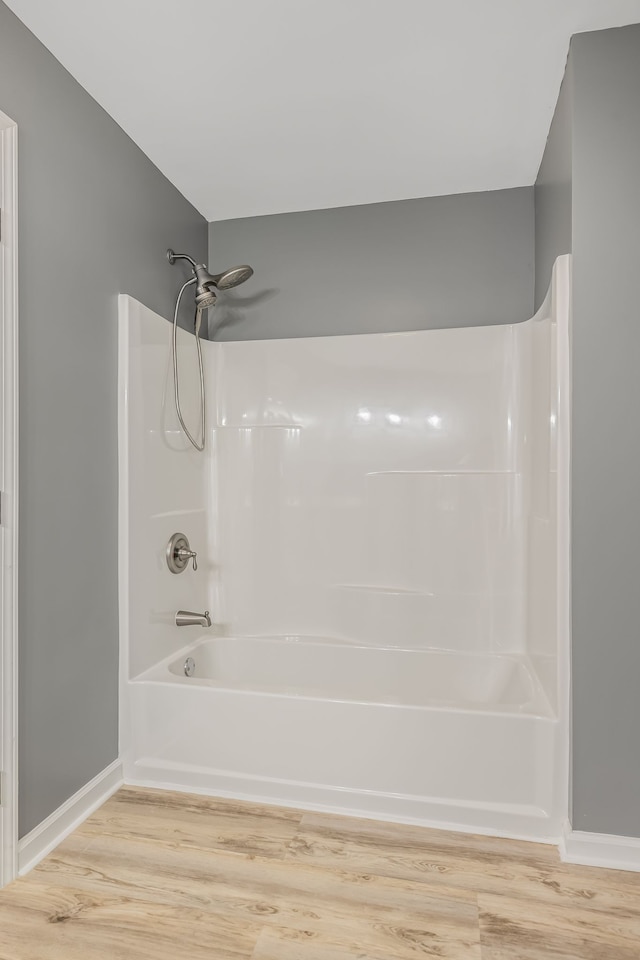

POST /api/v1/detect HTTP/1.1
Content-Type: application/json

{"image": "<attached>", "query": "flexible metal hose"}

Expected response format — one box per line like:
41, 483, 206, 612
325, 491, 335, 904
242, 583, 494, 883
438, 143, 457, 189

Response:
172, 277, 206, 452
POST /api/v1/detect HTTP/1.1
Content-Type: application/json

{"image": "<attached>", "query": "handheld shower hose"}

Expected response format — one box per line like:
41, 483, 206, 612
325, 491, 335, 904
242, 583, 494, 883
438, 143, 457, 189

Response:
167, 249, 253, 452
172, 276, 206, 451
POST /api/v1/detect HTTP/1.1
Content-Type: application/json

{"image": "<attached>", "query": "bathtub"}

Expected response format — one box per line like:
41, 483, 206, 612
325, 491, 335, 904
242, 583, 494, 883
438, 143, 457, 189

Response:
125, 634, 561, 840
165, 636, 544, 711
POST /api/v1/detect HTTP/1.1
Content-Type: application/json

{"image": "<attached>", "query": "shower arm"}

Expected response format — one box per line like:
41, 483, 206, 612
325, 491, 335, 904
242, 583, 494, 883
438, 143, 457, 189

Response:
167, 250, 197, 271
168, 249, 218, 304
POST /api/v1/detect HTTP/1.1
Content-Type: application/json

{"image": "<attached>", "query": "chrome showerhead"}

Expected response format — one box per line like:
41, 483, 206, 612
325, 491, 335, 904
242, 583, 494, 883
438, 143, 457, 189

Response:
210, 264, 254, 290
167, 249, 254, 306
195, 288, 217, 309
193, 263, 219, 309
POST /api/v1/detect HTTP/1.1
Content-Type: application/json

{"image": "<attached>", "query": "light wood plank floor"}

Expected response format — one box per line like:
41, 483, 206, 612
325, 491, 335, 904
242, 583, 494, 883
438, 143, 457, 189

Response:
1, 787, 639, 959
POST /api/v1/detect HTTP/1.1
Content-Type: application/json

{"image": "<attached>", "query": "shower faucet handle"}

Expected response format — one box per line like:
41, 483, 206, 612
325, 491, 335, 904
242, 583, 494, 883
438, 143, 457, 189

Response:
166, 533, 199, 574
177, 547, 198, 571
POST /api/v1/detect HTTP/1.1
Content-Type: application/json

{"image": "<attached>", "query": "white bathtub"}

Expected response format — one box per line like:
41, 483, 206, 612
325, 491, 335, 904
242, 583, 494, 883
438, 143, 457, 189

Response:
164, 636, 544, 712
125, 634, 562, 840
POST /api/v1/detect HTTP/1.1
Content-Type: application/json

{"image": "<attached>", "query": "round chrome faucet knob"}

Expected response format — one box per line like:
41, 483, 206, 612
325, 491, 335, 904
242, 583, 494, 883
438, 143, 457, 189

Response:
166, 532, 198, 574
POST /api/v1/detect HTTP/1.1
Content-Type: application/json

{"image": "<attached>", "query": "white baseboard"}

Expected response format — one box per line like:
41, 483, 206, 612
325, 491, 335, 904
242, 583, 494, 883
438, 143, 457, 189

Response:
560, 820, 640, 873
18, 759, 123, 876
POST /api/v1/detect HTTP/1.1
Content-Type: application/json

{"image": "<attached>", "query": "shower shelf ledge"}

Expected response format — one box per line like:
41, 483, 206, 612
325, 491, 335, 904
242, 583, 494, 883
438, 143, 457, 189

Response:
217, 422, 304, 430
334, 583, 436, 596
365, 469, 522, 477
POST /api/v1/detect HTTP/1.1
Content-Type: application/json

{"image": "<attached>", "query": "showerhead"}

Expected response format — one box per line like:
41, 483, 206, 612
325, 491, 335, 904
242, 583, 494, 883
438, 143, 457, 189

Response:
210, 264, 254, 290
195, 289, 218, 310
168, 249, 254, 308
194, 263, 219, 309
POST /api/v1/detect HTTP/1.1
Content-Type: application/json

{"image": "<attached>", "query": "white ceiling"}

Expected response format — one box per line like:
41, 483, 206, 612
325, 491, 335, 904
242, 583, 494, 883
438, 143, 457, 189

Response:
7, 0, 640, 221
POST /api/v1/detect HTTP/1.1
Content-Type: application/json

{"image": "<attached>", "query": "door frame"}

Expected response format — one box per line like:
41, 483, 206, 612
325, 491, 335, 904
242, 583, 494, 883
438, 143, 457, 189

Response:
0, 109, 19, 888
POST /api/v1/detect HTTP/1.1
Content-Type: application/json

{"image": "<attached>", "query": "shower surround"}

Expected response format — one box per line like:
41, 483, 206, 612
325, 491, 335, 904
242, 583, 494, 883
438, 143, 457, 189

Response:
118, 257, 570, 841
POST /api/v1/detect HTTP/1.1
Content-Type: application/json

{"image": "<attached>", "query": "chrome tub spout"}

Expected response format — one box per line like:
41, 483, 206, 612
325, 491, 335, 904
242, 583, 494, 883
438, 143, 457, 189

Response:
175, 610, 211, 628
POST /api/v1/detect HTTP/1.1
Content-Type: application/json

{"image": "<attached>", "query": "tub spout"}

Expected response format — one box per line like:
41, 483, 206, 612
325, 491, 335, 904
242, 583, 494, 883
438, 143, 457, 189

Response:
176, 610, 211, 628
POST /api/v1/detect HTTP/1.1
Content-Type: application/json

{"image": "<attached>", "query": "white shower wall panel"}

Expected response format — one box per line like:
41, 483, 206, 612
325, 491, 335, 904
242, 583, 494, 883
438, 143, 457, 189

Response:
212, 326, 529, 651
119, 296, 209, 678
527, 295, 560, 678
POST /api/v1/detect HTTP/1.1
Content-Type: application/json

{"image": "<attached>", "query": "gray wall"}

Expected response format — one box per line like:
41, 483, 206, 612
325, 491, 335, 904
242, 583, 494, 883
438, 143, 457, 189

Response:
570, 24, 640, 837
535, 22, 640, 838
208, 188, 534, 341
535, 64, 573, 309
0, 1, 207, 836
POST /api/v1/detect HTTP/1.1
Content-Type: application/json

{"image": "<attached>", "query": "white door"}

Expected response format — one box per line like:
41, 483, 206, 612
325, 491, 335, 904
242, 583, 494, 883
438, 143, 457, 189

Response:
0, 109, 18, 887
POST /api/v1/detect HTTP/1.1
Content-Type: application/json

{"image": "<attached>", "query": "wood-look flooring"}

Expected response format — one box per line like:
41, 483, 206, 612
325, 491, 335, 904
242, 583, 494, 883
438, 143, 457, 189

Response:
1, 787, 639, 959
